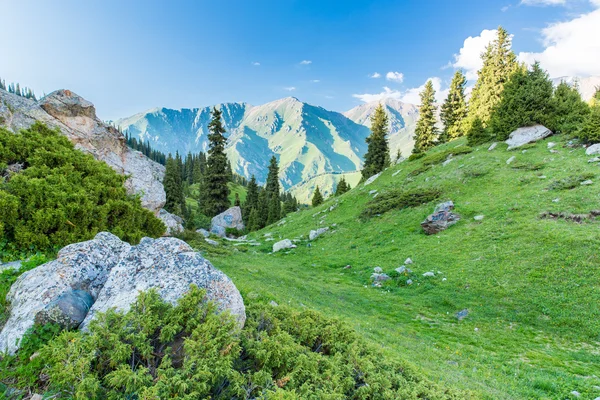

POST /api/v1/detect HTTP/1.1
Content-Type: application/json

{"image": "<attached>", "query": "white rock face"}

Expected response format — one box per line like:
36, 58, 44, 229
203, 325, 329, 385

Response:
273, 239, 296, 252
211, 206, 245, 236
585, 143, 600, 155
158, 209, 184, 235
505, 125, 552, 150
0, 89, 166, 215
0, 233, 245, 355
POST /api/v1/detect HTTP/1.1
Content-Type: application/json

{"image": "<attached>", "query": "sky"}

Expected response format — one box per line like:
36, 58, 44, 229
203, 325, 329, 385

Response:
1, 0, 599, 120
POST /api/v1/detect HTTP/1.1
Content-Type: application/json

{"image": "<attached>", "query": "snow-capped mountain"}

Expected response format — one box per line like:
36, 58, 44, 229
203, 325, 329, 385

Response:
552, 76, 600, 101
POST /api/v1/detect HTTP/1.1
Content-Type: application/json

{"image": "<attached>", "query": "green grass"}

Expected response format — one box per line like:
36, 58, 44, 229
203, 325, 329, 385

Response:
198, 137, 600, 399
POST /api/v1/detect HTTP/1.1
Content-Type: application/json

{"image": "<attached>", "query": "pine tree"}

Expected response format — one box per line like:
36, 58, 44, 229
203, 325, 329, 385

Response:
580, 103, 600, 143
312, 186, 324, 207
246, 207, 260, 231
467, 117, 488, 146
440, 70, 468, 142
257, 190, 269, 228
201, 108, 230, 216
265, 156, 281, 223
234, 192, 241, 207
361, 104, 390, 180
335, 177, 350, 196
243, 175, 259, 217
394, 149, 403, 163
466, 26, 519, 129
413, 80, 438, 153
267, 194, 281, 225
163, 155, 185, 216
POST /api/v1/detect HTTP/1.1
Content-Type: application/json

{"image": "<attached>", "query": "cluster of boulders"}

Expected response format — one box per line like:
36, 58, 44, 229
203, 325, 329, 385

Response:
421, 201, 460, 235
0, 232, 245, 355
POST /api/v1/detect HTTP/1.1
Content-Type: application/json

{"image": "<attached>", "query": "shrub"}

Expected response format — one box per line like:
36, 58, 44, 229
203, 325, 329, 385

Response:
578, 105, 600, 143
0, 123, 164, 254
408, 152, 425, 161
408, 165, 431, 177
548, 173, 595, 191
0, 287, 466, 399
361, 187, 442, 219
421, 145, 473, 166
467, 117, 490, 146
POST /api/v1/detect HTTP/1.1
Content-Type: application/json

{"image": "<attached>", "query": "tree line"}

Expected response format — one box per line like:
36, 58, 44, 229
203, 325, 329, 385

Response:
0, 78, 37, 100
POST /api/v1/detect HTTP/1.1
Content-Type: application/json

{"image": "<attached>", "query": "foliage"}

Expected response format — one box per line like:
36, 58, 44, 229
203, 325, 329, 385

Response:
440, 70, 468, 142
413, 80, 438, 153
421, 146, 473, 166
163, 153, 186, 216
466, 27, 519, 129
360, 187, 441, 219
335, 176, 350, 196
548, 173, 595, 190
466, 117, 489, 146
578, 104, 600, 143
311, 186, 324, 207
408, 152, 425, 161
201, 107, 230, 217
124, 131, 166, 165
488, 62, 555, 141
266, 156, 281, 224
2, 288, 464, 399
0, 123, 164, 254
551, 81, 590, 136
362, 104, 390, 180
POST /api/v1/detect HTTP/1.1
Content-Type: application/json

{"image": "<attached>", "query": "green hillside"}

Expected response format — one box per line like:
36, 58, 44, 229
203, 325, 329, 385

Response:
200, 135, 600, 399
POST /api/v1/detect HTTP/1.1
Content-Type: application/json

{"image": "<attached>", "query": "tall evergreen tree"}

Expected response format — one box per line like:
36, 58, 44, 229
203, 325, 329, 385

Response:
488, 62, 554, 140
312, 186, 324, 207
234, 192, 241, 207
413, 80, 438, 153
163, 155, 185, 216
361, 104, 390, 180
243, 176, 259, 216
466, 26, 519, 130
440, 70, 468, 142
247, 207, 260, 232
335, 177, 350, 196
265, 156, 281, 223
201, 108, 230, 216
267, 194, 281, 225
552, 82, 590, 136
257, 190, 269, 228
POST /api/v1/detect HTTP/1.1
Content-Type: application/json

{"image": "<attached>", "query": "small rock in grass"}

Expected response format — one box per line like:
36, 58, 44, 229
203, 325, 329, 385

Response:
570, 391, 581, 397
273, 239, 296, 252
552, 198, 560, 203
404, 258, 413, 265
269, 301, 278, 307
205, 238, 219, 246
550, 149, 559, 153
422, 271, 435, 277
371, 273, 390, 282
373, 193, 379, 198
442, 277, 447, 281
488, 142, 497, 151
406, 279, 413, 285
392, 170, 401, 177
506, 156, 516, 165
456, 309, 469, 321
585, 143, 600, 155
538, 175, 547, 179
373, 266, 383, 273
580, 180, 593, 185
547, 142, 556, 149
369, 190, 378, 195
588, 157, 600, 163
395, 266, 411, 274
473, 215, 484, 221
363, 172, 381, 186
343, 265, 351, 269
442, 158, 453, 166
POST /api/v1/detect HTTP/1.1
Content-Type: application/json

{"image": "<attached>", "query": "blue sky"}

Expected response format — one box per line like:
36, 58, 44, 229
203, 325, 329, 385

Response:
1, 0, 599, 120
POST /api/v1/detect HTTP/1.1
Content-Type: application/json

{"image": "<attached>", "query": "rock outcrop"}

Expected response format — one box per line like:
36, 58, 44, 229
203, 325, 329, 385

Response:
273, 239, 296, 252
0, 232, 245, 354
0, 89, 173, 222
505, 125, 552, 150
211, 206, 245, 237
421, 201, 460, 235
158, 209, 184, 235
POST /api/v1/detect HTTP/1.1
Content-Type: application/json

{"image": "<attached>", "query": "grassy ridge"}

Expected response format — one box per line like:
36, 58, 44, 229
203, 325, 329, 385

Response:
204, 136, 600, 399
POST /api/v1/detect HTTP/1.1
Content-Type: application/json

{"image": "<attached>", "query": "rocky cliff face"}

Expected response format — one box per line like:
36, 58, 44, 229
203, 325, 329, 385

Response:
0, 89, 168, 216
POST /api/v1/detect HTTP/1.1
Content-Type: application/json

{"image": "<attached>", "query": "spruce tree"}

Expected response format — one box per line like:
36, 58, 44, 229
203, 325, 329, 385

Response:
247, 207, 260, 232
335, 177, 350, 196
257, 190, 269, 228
361, 104, 390, 180
234, 192, 241, 207
265, 156, 281, 223
267, 194, 281, 225
201, 107, 230, 217
163, 155, 185, 216
243, 175, 259, 217
580, 103, 600, 143
466, 26, 519, 129
413, 80, 438, 153
440, 70, 468, 142
312, 186, 324, 207
467, 117, 488, 146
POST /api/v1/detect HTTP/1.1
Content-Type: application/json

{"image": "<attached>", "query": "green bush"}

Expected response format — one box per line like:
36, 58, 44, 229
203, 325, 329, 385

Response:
421, 145, 473, 166
361, 188, 442, 219
0, 287, 466, 399
578, 105, 600, 143
407, 165, 431, 177
548, 173, 595, 191
408, 152, 425, 161
0, 123, 165, 255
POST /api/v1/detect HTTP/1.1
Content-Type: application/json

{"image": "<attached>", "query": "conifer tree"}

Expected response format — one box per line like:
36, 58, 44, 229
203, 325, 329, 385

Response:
335, 177, 350, 196
265, 156, 281, 223
361, 104, 390, 180
580, 102, 600, 143
440, 70, 468, 142
257, 190, 269, 228
234, 192, 241, 207
247, 207, 260, 232
552, 82, 590, 135
163, 154, 185, 216
466, 26, 519, 129
243, 176, 259, 217
201, 108, 230, 216
413, 80, 438, 153
312, 186, 324, 207
267, 194, 281, 225
466, 117, 488, 146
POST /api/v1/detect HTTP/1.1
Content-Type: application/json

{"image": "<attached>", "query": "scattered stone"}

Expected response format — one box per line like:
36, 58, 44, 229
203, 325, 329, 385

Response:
369, 189, 378, 195
205, 238, 219, 246
269, 300, 279, 307
404, 258, 413, 265
421, 201, 460, 235
588, 157, 600, 163
442, 158, 454, 166
196, 228, 210, 238
506, 156, 516, 165
547, 142, 556, 149
277, 219, 287, 226
456, 309, 469, 321
0, 232, 245, 354
265, 238, 274, 241
373, 266, 383, 273
309, 227, 329, 240
537, 175, 547, 179
422, 272, 435, 277
505, 125, 552, 150
550, 149, 559, 153
395, 156, 406, 164
0, 260, 22, 273
273, 239, 296, 253
586, 143, 600, 155
473, 215, 484, 221
540, 211, 595, 223
34, 290, 94, 330
30, 395, 43, 400
395, 266, 412, 274
406, 279, 413, 285
442, 277, 447, 281
373, 193, 379, 198
371, 273, 390, 282
488, 142, 497, 151
570, 391, 581, 398
343, 265, 352, 269
552, 198, 560, 203
329, 204, 338, 212
211, 206, 244, 237
263, 232, 273, 238
363, 172, 381, 186
580, 179, 593, 185
392, 170, 401, 177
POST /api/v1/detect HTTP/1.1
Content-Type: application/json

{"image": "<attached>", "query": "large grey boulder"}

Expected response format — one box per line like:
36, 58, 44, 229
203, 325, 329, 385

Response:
421, 201, 460, 235
586, 143, 600, 155
158, 209, 184, 235
273, 239, 296, 252
505, 125, 552, 150
35, 290, 94, 329
211, 206, 244, 237
0, 89, 168, 221
0, 232, 245, 354
309, 227, 329, 240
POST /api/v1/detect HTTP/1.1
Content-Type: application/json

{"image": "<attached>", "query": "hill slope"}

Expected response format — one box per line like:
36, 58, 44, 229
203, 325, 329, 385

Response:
199, 135, 600, 399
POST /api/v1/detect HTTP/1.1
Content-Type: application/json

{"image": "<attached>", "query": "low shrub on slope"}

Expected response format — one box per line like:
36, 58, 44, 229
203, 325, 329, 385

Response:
0, 123, 164, 257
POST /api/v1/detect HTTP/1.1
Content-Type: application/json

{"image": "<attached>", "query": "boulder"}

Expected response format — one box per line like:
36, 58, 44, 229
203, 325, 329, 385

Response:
488, 142, 497, 151
197, 228, 210, 238
371, 273, 390, 282
0, 232, 245, 354
586, 143, 600, 155
273, 239, 296, 253
158, 209, 184, 235
309, 227, 329, 240
0, 261, 22, 273
34, 290, 94, 329
421, 201, 460, 235
211, 206, 244, 237
505, 125, 552, 150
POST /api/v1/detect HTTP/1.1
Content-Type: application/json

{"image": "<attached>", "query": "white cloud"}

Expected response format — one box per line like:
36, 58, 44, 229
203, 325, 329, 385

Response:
385, 71, 404, 83
451, 29, 498, 80
283, 86, 296, 91
251, 61, 260, 66
299, 60, 312, 65
520, 0, 566, 5
310, 79, 320, 83
518, 3, 600, 77
369, 72, 382, 78
352, 77, 448, 105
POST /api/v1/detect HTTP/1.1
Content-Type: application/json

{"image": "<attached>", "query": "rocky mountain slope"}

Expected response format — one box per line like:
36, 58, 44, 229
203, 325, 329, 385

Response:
0, 89, 181, 232
552, 75, 600, 101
